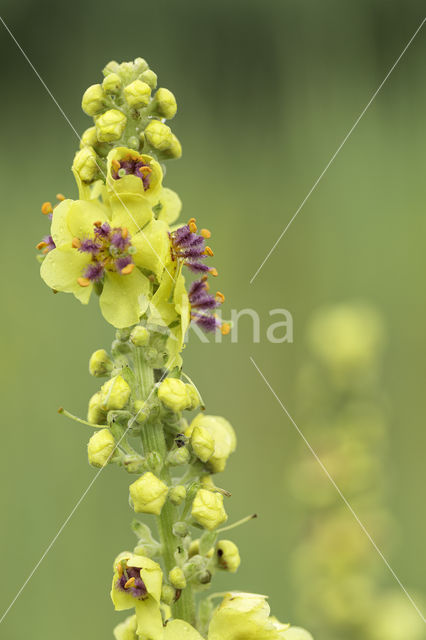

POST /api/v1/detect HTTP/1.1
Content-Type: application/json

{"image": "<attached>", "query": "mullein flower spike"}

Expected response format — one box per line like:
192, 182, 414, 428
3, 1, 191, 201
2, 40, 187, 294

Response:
36, 57, 312, 638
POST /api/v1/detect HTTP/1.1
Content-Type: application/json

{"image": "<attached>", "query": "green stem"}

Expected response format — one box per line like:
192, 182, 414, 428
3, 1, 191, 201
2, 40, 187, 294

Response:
134, 346, 196, 625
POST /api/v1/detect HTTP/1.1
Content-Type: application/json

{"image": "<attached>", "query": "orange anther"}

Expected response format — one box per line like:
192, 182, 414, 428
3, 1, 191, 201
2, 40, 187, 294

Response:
94, 220, 102, 227
116, 564, 123, 578
124, 577, 136, 589
77, 277, 90, 287
41, 202, 53, 215
221, 323, 231, 336
36, 241, 47, 250
210, 268, 218, 277
122, 228, 129, 239
216, 291, 225, 303
204, 246, 214, 257
200, 228, 211, 239
72, 237, 81, 249
56, 193, 66, 202
121, 263, 135, 275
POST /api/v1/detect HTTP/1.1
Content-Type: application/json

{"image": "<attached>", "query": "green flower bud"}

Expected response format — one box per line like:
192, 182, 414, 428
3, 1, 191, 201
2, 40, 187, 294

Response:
102, 72, 122, 94
80, 126, 98, 149
103, 60, 120, 76
144, 120, 173, 151
140, 69, 157, 89
161, 584, 175, 606
282, 628, 314, 640
186, 384, 201, 411
116, 327, 132, 341
215, 539, 241, 573
130, 326, 150, 346
87, 428, 115, 467
198, 570, 212, 584
192, 489, 227, 531
124, 80, 151, 108
89, 349, 113, 377
129, 471, 168, 515
187, 414, 236, 473
158, 378, 190, 412
133, 400, 150, 424
169, 566, 186, 589
96, 109, 127, 142
190, 425, 214, 463
167, 447, 190, 466
134, 57, 149, 73
100, 375, 131, 410
72, 147, 98, 183
161, 133, 182, 159
172, 521, 189, 537
169, 485, 187, 506
153, 87, 177, 119
113, 614, 138, 640
81, 83, 106, 116
87, 392, 106, 424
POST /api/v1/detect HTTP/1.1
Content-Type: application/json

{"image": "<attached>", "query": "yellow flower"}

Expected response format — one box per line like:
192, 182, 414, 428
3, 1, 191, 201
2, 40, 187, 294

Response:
113, 614, 137, 640
107, 147, 163, 206
191, 489, 227, 530
207, 592, 285, 640
164, 620, 204, 640
87, 428, 115, 467
187, 415, 236, 473
129, 472, 168, 515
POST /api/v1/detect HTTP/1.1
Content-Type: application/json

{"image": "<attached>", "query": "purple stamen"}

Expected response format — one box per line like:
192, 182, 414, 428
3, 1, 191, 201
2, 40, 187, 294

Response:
116, 566, 148, 600
115, 255, 133, 272
84, 262, 104, 282
111, 230, 130, 251
189, 279, 218, 310
113, 156, 152, 191
43, 235, 56, 252
94, 223, 111, 238
80, 238, 101, 254
191, 312, 220, 332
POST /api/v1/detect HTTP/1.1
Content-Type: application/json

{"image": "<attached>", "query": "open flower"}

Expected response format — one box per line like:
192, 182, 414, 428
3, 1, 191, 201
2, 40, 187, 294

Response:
40, 193, 169, 328
107, 147, 163, 205
111, 552, 163, 640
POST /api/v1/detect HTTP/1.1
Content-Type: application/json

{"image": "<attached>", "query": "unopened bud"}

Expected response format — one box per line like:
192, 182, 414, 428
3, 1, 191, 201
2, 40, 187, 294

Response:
172, 521, 189, 537
129, 471, 168, 515
72, 147, 98, 183
133, 400, 150, 424
103, 60, 120, 76
100, 375, 131, 410
80, 126, 98, 149
186, 384, 201, 411
134, 57, 149, 73
161, 584, 175, 606
198, 570, 212, 584
140, 69, 157, 89
87, 392, 106, 425
89, 349, 113, 377
215, 540, 240, 573
124, 80, 152, 109
96, 109, 127, 142
191, 489, 227, 531
161, 133, 182, 159
153, 87, 177, 119
87, 428, 115, 467
144, 120, 173, 151
169, 485, 187, 506
190, 425, 214, 463
102, 72, 122, 95
169, 567, 186, 589
130, 326, 149, 347
82, 84, 106, 116
188, 414, 236, 473
167, 447, 190, 466
158, 378, 190, 412
282, 629, 314, 640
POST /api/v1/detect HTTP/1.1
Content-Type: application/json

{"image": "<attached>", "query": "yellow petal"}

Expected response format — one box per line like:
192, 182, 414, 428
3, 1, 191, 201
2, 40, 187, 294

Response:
50, 199, 73, 247
164, 619, 204, 639
67, 199, 109, 240
40, 247, 92, 304
109, 192, 153, 235
132, 219, 169, 281
100, 269, 151, 328
157, 188, 182, 225
135, 598, 163, 640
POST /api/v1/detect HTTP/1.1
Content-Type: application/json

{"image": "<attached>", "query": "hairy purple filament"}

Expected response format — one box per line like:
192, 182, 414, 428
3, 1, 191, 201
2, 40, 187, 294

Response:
116, 565, 148, 600
77, 223, 134, 283
189, 278, 222, 332
112, 154, 152, 191
170, 225, 211, 273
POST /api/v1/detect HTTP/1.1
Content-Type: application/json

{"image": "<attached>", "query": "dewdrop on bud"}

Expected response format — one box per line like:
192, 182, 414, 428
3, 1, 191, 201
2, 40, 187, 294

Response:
130, 326, 149, 347
87, 392, 106, 424
124, 80, 151, 108
168, 567, 186, 589
192, 489, 227, 531
100, 375, 131, 410
190, 425, 214, 463
169, 485, 187, 506
89, 349, 113, 377
129, 471, 168, 515
80, 126, 98, 149
144, 120, 173, 151
96, 109, 127, 142
157, 378, 190, 412
102, 72, 122, 95
72, 147, 98, 183
215, 540, 241, 573
81, 84, 106, 116
87, 429, 115, 467
140, 69, 157, 89
153, 87, 177, 119
161, 584, 175, 606
113, 614, 138, 640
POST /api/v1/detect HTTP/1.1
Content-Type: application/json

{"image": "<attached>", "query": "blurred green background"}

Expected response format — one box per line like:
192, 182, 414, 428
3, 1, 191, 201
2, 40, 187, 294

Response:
1, 0, 425, 638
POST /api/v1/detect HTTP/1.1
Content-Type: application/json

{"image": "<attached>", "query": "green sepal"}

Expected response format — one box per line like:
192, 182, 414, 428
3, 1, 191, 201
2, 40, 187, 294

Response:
132, 520, 162, 558
199, 530, 217, 555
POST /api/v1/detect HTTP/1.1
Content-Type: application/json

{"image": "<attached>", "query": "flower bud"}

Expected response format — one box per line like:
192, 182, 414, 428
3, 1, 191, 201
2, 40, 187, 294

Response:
169, 485, 187, 506
172, 521, 189, 537
140, 69, 157, 89
134, 57, 149, 73
102, 72, 122, 95
185, 385, 200, 411
113, 614, 138, 640
72, 147, 98, 183
192, 489, 227, 531
215, 540, 241, 573
161, 134, 182, 159
133, 400, 150, 424
124, 80, 151, 108
82, 83, 106, 116
87, 392, 106, 424
167, 447, 190, 466
190, 425, 214, 463
129, 471, 168, 515
80, 126, 98, 148
144, 120, 173, 151
100, 375, 131, 410
187, 414, 236, 473
130, 326, 149, 347
88, 428, 115, 467
198, 570, 212, 585
169, 567, 186, 589
282, 628, 314, 640
103, 60, 120, 76
89, 349, 113, 377
96, 109, 127, 142
153, 87, 177, 119
161, 584, 175, 606
158, 378, 190, 412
